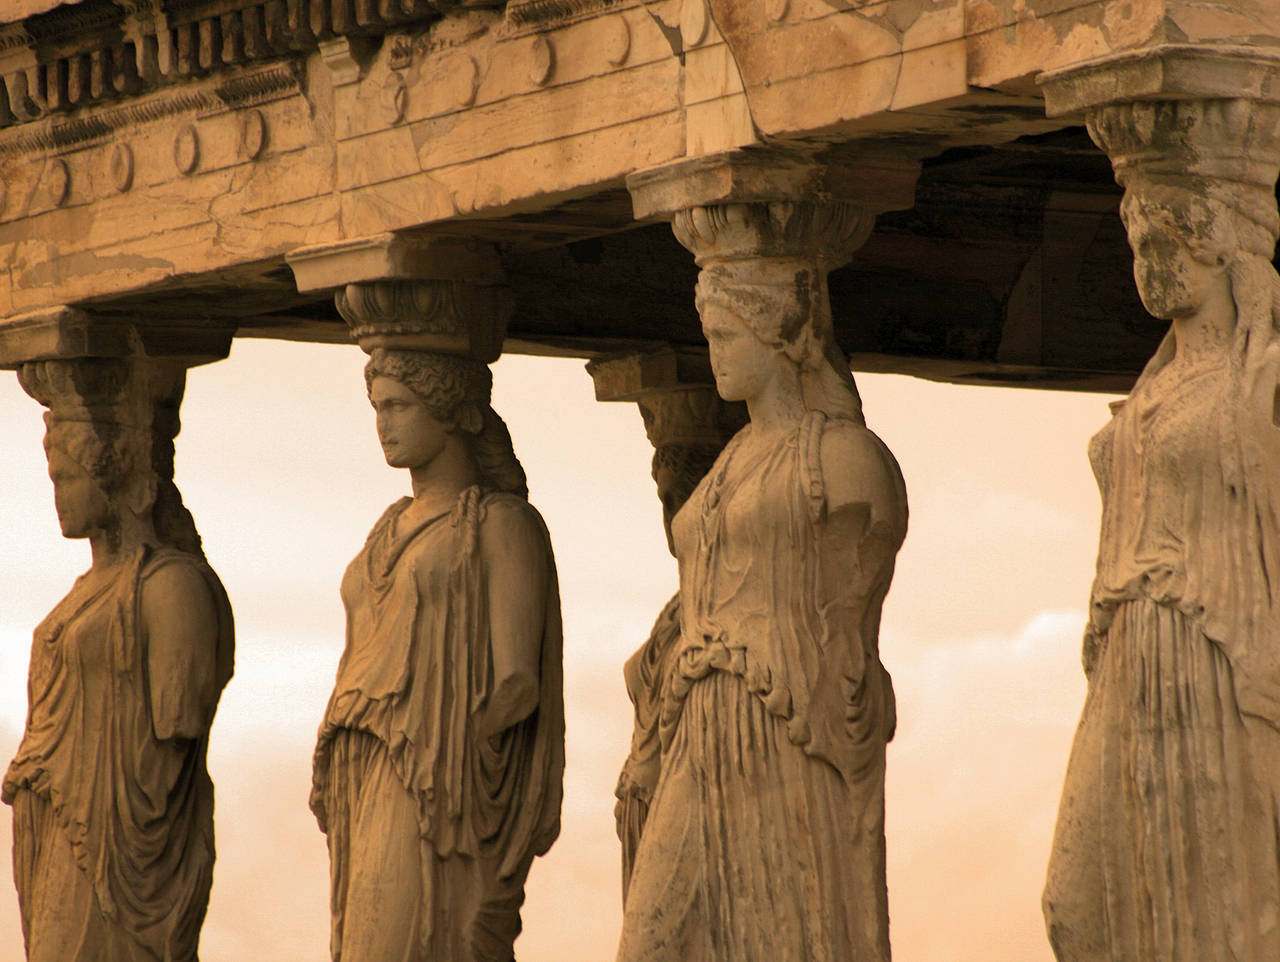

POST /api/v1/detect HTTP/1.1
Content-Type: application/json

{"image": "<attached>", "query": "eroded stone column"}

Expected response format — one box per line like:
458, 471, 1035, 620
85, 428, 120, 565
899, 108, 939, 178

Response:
1040, 46, 1280, 962
287, 237, 565, 962
587, 347, 747, 900
617, 151, 917, 962
0, 309, 234, 962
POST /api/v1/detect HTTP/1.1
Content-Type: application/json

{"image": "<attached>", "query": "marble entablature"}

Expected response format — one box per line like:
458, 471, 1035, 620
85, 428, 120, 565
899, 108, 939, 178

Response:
4, 0, 1280, 960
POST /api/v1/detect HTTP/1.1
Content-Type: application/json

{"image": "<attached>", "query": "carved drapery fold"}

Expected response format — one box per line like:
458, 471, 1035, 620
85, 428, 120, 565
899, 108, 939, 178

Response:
2, 323, 234, 962
588, 350, 746, 901
616, 151, 913, 962
291, 233, 565, 962
1040, 45, 1280, 962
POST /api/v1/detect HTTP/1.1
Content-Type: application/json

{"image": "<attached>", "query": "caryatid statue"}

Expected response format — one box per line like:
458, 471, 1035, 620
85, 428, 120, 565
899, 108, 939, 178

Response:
1041, 57, 1280, 962
310, 278, 565, 962
616, 200, 909, 962
3, 355, 234, 962
585, 366, 745, 900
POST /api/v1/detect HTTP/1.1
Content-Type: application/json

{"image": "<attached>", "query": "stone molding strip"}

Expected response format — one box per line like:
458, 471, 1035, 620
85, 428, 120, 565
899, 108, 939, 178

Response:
0, 0, 448, 130
1040, 44, 1280, 119
0, 59, 298, 156
503, 0, 631, 34
628, 148, 920, 222
0, 304, 233, 367
287, 232, 507, 292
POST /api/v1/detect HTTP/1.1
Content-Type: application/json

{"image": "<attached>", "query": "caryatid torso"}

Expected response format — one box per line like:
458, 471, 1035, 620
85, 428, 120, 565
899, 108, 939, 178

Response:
311, 347, 564, 962
617, 201, 908, 962
1043, 97, 1280, 962
3, 357, 233, 962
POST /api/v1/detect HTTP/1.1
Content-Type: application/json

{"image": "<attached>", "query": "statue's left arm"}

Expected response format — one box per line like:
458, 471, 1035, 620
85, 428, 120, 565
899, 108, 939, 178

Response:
814, 419, 907, 678
141, 560, 224, 741
478, 500, 551, 738
797, 420, 907, 764
818, 421, 908, 587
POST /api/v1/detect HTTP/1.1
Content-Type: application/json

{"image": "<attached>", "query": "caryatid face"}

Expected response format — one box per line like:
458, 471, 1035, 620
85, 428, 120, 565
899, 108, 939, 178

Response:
1123, 200, 1231, 322
47, 446, 113, 540
369, 376, 451, 470
700, 304, 780, 404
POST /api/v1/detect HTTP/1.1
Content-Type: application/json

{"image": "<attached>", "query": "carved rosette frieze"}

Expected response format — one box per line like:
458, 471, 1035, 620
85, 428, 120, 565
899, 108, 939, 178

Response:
1038, 45, 1280, 962
108, 141, 134, 191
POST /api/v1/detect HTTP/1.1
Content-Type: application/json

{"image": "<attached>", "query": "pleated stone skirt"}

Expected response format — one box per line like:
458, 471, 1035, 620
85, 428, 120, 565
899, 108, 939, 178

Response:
12, 791, 142, 962
617, 671, 890, 962
321, 729, 523, 962
1045, 598, 1280, 961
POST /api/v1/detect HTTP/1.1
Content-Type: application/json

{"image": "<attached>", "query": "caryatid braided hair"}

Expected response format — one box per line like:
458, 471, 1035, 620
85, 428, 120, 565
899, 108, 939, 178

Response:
18, 357, 206, 558
363, 347, 529, 499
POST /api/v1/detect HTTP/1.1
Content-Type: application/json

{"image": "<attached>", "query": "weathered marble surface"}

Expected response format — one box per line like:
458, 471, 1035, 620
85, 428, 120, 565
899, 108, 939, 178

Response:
2, 354, 234, 962
599, 381, 745, 899
310, 275, 564, 962
616, 197, 907, 961
1041, 49, 1280, 962
3, 0, 1274, 320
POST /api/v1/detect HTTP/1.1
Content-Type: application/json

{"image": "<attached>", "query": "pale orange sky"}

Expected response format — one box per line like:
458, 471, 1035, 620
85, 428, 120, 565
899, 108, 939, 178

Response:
0, 340, 1113, 960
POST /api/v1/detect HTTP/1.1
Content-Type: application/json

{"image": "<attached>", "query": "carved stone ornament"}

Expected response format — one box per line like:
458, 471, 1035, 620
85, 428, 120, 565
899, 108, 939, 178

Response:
0, 0, 453, 132
173, 124, 199, 175
679, 0, 709, 49
311, 333, 565, 962
450, 55, 482, 110
240, 109, 266, 160
336, 278, 512, 362
616, 198, 908, 962
1038, 56, 1280, 962
528, 35, 554, 87
380, 75, 409, 125
603, 16, 630, 67
3, 355, 234, 962
45, 157, 69, 206
108, 142, 134, 193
